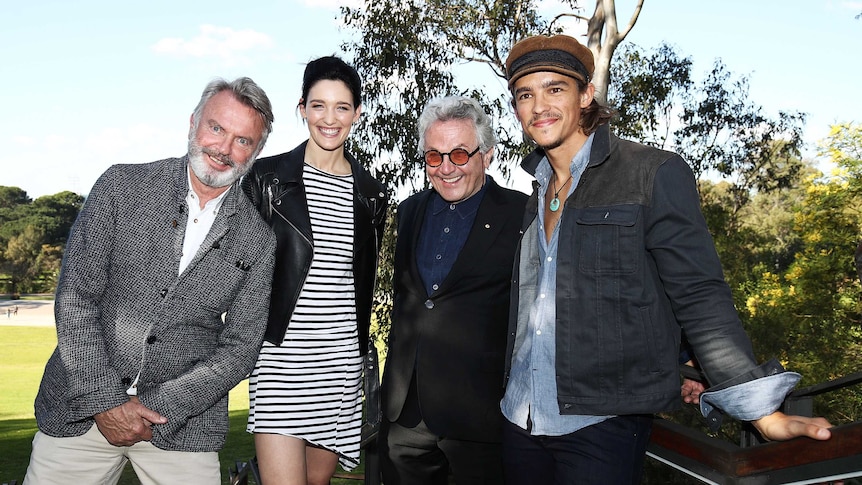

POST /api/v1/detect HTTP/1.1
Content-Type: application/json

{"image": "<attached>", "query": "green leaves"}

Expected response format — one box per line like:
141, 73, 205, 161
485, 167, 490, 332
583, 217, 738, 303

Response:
0, 188, 82, 295
725, 125, 862, 421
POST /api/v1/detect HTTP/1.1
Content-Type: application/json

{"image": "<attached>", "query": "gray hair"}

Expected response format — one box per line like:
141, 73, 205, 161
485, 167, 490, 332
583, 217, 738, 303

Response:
417, 96, 496, 159
191, 77, 274, 158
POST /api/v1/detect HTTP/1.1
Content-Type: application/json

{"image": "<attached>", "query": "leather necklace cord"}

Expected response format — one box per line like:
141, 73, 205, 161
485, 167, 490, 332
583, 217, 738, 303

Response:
549, 174, 573, 212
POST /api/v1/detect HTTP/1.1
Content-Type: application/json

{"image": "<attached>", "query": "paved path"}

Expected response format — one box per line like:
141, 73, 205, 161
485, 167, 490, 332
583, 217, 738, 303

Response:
0, 300, 55, 327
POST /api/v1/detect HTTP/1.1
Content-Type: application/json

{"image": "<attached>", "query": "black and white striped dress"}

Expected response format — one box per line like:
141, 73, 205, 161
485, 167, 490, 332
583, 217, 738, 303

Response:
247, 164, 363, 470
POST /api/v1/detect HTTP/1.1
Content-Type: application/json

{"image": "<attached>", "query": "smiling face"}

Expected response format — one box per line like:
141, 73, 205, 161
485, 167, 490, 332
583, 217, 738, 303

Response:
187, 90, 264, 189
300, 79, 361, 153
424, 118, 492, 203
513, 71, 594, 156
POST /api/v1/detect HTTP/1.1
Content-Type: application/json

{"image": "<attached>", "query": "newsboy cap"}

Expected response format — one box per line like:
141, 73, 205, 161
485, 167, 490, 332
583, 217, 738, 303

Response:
505, 34, 595, 87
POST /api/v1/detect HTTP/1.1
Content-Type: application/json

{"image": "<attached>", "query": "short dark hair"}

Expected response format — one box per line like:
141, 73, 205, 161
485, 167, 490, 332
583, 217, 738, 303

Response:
300, 56, 362, 108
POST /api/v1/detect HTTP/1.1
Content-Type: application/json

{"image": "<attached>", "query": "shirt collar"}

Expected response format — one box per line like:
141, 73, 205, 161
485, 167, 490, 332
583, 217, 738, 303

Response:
430, 174, 489, 217
534, 133, 596, 189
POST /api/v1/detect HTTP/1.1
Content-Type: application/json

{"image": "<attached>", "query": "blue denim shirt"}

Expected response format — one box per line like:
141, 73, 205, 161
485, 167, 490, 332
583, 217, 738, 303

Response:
700, 371, 800, 421
501, 135, 608, 436
416, 178, 487, 295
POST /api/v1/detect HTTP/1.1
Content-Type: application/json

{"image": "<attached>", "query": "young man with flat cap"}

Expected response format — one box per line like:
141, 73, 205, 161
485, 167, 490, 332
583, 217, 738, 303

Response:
500, 34, 832, 483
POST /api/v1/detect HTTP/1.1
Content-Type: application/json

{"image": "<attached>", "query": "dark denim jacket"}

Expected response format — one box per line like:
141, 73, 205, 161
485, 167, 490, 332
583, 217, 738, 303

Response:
505, 124, 771, 416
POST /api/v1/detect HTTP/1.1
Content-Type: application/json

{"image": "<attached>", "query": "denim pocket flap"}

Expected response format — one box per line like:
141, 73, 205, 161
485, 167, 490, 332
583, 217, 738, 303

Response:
576, 205, 639, 227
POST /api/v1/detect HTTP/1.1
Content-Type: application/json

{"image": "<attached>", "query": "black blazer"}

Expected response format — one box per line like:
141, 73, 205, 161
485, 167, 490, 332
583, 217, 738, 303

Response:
382, 177, 527, 442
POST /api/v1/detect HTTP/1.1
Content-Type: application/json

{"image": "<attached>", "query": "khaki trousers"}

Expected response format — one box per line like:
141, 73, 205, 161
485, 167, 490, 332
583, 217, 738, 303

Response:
23, 425, 220, 485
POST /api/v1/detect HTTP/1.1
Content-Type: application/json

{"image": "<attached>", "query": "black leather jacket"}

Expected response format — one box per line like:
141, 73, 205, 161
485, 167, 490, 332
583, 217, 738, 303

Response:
241, 141, 388, 354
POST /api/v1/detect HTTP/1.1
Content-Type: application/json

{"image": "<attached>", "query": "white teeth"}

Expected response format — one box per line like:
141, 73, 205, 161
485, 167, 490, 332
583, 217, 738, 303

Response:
443, 175, 462, 183
321, 128, 339, 136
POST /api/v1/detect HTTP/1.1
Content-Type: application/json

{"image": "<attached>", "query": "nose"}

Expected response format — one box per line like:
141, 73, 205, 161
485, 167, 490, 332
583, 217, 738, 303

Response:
216, 136, 232, 155
323, 107, 336, 124
532, 92, 549, 114
437, 156, 457, 174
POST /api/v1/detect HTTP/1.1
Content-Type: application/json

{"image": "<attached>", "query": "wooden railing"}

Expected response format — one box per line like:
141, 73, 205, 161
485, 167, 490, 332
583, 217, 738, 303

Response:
646, 370, 862, 484
231, 372, 861, 484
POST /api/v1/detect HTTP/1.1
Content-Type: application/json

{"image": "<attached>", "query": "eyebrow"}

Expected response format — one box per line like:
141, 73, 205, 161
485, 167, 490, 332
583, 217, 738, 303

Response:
514, 77, 571, 96
308, 98, 353, 107
542, 78, 571, 89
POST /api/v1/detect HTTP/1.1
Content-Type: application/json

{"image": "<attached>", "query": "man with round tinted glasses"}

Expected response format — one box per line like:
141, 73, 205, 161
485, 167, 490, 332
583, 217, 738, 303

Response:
380, 96, 528, 484
423, 146, 481, 167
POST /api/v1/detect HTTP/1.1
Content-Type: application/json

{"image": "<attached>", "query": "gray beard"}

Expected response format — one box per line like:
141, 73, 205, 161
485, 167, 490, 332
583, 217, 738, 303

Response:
187, 141, 250, 188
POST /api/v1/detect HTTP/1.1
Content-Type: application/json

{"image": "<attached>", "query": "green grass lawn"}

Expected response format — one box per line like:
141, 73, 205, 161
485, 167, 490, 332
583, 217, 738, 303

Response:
0, 326, 365, 484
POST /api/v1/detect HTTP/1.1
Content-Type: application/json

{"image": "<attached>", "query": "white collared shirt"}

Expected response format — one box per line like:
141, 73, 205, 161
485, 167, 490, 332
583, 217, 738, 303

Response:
179, 170, 228, 274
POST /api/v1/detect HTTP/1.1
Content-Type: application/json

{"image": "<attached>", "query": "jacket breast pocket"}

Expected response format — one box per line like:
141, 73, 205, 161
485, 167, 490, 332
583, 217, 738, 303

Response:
576, 205, 640, 274
180, 256, 249, 321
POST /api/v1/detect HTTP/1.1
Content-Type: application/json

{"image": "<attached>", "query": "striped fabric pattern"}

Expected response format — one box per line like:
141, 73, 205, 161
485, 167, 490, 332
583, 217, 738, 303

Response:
248, 164, 363, 470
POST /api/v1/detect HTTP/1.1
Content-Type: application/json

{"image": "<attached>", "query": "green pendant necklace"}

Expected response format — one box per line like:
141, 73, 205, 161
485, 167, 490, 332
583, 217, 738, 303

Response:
549, 174, 573, 212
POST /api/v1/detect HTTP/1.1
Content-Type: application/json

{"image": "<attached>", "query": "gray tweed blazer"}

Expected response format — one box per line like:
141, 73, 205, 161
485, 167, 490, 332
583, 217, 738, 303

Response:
33, 156, 276, 452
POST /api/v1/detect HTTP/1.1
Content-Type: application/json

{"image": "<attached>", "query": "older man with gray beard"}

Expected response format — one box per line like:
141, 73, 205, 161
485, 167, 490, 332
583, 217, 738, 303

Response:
24, 77, 277, 485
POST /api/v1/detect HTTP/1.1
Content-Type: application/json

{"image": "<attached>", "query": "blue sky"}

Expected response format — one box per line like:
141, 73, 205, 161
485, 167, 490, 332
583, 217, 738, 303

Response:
2, 0, 860, 199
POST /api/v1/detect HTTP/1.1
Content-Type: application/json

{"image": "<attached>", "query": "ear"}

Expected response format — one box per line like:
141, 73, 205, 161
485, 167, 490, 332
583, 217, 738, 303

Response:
188, 113, 195, 136
352, 104, 362, 124
580, 83, 596, 108
298, 98, 306, 119
482, 146, 494, 170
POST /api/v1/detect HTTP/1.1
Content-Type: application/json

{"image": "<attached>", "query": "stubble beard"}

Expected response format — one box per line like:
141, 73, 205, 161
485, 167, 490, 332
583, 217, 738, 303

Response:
536, 137, 564, 151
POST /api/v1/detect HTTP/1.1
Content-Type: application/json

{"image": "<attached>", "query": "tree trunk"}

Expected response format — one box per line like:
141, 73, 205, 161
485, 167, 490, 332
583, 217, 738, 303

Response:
586, 0, 644, 105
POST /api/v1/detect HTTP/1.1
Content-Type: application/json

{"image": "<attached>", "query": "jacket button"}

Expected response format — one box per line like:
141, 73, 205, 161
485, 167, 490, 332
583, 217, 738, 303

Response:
275, 200, 282, 206
159, 289, 168, 297
146, 336, 157, 344
273, 178, 280, 184
424, 299, 434, 309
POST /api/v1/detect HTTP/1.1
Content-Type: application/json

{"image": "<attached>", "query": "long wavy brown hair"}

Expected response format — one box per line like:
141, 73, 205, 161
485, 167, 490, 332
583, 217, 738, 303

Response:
576, 80, 615, 135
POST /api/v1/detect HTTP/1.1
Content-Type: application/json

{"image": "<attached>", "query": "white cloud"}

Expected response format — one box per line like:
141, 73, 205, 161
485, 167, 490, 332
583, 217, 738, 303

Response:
151, 25, 275, 65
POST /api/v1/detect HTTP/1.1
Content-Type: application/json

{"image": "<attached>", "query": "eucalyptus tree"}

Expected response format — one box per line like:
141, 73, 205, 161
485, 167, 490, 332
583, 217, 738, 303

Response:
340, 0, 644, 338
341, 0, 643, 194
608, 43, 807, 239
